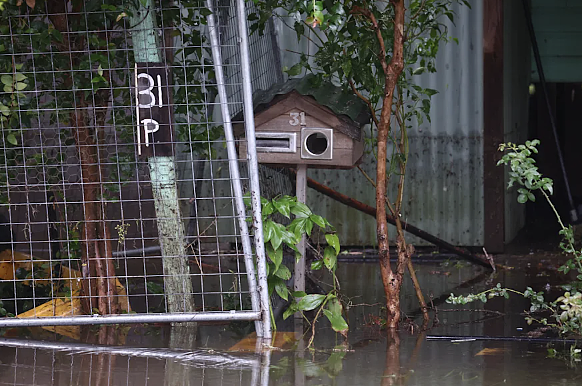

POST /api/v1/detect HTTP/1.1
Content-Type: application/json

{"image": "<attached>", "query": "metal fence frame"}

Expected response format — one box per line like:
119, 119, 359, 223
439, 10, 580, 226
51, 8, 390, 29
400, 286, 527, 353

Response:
0, 0, 271, 338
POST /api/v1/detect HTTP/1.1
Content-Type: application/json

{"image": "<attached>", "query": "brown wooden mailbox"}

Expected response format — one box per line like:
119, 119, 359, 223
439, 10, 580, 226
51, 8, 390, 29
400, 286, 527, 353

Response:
236, 75, 371, 169
235, 75, 371, 297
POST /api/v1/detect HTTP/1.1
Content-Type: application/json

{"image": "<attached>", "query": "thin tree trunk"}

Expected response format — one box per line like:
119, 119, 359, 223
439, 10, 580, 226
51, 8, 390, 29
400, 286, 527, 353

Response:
354, 0, 407, 329
72, 107, 120, 315
48, 0, 120, 315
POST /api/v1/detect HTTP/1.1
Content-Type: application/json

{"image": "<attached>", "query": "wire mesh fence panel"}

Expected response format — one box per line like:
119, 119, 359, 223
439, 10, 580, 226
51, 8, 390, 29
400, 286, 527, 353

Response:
0, 0, 270, 334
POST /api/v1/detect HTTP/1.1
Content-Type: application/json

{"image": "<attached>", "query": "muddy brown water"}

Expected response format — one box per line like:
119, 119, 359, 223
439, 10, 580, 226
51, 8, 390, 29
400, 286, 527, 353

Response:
1, 258, 582, 385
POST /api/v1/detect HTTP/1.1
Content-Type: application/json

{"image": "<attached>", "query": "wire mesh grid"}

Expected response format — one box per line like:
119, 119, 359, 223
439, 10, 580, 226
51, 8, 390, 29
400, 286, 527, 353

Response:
0, 0, 274, 329
0, 337, 267, 386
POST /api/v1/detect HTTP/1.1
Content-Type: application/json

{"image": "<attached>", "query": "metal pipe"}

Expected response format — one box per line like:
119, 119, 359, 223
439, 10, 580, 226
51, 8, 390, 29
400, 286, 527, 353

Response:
0, 338, 260, 369
206, 0, 263, 337
427, 335, 582, 344
0, 311, 261, 328
236, 0, 272, 340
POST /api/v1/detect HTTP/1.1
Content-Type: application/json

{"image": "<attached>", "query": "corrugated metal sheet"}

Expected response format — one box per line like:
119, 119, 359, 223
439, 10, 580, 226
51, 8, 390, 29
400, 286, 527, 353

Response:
275, 1, 484, 246
531, 0, 582, 82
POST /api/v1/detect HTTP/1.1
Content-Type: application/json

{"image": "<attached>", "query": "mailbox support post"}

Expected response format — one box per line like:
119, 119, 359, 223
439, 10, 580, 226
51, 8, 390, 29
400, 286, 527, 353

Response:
294, 164, 307, 301
131, 0, 195, 314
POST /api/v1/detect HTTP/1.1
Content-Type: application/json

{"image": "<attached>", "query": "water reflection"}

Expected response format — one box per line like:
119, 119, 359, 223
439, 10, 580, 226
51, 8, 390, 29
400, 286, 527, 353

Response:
0, 335, 267, 386
2, 261, 582, 385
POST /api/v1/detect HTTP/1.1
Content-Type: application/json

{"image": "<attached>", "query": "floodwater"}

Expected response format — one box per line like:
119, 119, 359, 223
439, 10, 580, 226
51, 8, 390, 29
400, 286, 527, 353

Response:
1, 255, 582, 386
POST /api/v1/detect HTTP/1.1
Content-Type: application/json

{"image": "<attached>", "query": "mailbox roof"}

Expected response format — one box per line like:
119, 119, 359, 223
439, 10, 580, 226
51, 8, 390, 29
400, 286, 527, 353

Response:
248, 75, 371, 139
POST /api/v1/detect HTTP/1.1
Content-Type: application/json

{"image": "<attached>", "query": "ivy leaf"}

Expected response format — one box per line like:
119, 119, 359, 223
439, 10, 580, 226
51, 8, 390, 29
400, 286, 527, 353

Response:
325, 233, 340, 254
309, 214, 326, 228
283, 303, 298, 320
323, 297, 348, 336
274, 264, 291, 280
296, 294, 325, 312
273, 198, 291, 218
274, 278, 288, 301
266, 244, 283, 270
291, 202, 312, 218
270, 222, 284, 250
323, 246, 337, 271
263, 220, 275, 243
311, 260, 323, 270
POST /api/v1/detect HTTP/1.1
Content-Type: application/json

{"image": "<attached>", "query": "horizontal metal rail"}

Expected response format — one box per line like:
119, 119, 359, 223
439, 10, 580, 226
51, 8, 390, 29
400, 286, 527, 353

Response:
0, 311, 261, 328
0, 338, 260, 369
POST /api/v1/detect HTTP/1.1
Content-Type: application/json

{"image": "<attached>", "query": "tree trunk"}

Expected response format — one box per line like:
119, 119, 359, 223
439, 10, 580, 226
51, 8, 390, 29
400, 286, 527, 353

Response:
374, 0, 406, 329
47, 0, 120, 315
72, 108, 120, 315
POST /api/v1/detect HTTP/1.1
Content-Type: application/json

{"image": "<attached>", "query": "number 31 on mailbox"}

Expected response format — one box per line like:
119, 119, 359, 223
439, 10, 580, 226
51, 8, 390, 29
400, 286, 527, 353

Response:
134, 63, 173, 157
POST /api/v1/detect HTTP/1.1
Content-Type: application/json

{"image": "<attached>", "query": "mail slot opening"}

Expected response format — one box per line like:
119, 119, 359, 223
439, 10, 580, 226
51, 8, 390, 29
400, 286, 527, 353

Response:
305, 132, 328, 155
255, 132, 296, 153
256, 138, 290, 148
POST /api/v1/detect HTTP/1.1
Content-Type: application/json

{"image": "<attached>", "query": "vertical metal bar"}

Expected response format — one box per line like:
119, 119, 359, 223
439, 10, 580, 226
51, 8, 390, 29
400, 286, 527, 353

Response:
294, 165, 307, 298
130, 0, 195, 313
206, 0, 263, 337
235, 0, 272, 340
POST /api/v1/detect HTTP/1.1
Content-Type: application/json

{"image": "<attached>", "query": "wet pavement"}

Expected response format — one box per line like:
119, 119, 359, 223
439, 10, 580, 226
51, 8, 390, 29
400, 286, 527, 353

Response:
1, 256, 582, 385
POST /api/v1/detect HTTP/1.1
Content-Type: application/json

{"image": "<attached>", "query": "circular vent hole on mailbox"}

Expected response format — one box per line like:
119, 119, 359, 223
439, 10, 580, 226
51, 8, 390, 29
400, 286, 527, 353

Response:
305, 132, 329, 155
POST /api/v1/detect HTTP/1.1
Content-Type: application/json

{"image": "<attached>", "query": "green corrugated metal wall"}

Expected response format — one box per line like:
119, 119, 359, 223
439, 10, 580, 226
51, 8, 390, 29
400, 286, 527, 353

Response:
531, 0, 582, 82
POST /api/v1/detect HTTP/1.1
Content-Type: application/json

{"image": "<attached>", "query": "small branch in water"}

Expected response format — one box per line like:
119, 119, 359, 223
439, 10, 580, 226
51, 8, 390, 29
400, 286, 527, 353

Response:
483, 247, 496, 272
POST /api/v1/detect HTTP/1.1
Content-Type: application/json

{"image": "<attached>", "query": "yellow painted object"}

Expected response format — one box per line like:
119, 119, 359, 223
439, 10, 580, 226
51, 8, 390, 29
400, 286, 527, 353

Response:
0, 249, 131, 321
229, 331, 296, 352
475, 347, 508, 356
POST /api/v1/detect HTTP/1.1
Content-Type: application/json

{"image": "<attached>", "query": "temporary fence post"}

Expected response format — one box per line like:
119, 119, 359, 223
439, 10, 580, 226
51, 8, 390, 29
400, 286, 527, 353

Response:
235, 0, 273, 340
130, 0, 195, 314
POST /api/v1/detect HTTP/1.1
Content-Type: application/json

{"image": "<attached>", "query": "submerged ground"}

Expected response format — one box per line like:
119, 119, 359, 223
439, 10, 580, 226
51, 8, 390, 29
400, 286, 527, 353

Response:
1, 252, 581, 385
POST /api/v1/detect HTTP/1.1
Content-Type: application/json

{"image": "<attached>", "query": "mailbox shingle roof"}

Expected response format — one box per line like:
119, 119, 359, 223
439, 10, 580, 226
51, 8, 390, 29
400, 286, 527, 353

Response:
249, 75, 372, 133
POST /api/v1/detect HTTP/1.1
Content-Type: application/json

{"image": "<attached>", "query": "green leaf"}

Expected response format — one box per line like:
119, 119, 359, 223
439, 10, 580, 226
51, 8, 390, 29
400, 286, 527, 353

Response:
274, 278, 288, 301
286, 63, 302, 76
412, 67, 426, 75
14, 82, 27, 91
313, 10, 324, 24
311, 260, 323, 270
323, 246, 337, 270
290, 217, 308, 239
309, 214, 326, 228
273, 198, 291, 218
14, 73, 26, 82
274, 264, 291, 280
1, 75, 11, 85
323, 297, 348, 335
517, 193, 527, 204
0, 103, 9, 116
6, 134, 17, 146
283, 303, 298, 320
51, 28, 63, 42
325, 233, 340, 254
292, 291, 307, 298
270, 222, 284, 250
296, 294, 325, 311
263, 220, 275, 243
291, 202, 312, 218
266, 244, 283, 269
